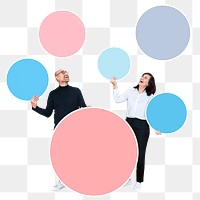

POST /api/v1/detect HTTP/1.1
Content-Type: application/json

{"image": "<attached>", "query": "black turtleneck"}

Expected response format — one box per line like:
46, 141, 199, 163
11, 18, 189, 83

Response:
32, 85, 87, 128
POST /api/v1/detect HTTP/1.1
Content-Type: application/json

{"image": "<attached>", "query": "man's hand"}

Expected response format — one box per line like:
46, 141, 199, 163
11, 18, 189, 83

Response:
30, 96, 39, 109
110, 77, 118, 89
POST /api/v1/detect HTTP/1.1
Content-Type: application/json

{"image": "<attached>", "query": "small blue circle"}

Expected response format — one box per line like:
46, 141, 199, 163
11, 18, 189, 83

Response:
136, 6, 190, 60
146, 93, 187, 133
98, 48, 130, 80
7, 58, 49, 101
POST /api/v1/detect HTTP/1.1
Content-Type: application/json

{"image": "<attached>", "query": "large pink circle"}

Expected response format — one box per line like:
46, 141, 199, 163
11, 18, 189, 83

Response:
50, 108, 138, 195
39, 11, 85, 57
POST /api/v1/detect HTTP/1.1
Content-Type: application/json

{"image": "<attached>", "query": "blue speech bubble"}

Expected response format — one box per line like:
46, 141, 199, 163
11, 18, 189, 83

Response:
98, 48, 130, 80
7, 58, 49, 101
146, 93, 187, 133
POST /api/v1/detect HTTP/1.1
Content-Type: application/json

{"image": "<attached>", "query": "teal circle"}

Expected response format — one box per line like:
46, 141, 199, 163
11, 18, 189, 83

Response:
146, 93, 187, 133
98, 48, 131, 80
7, 59, 49, 101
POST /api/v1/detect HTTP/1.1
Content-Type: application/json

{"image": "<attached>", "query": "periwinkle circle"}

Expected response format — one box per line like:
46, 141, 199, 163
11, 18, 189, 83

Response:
136, 6, 190, 60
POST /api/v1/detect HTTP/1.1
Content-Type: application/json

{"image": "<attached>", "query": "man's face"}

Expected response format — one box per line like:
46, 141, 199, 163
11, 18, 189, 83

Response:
55, 69, 69, 83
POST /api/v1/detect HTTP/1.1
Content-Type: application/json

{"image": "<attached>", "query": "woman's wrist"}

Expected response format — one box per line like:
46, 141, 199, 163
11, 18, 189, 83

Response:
113, 85, 118, 89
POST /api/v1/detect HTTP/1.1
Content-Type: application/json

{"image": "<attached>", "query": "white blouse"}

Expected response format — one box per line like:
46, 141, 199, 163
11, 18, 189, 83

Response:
113, 88, 153, 120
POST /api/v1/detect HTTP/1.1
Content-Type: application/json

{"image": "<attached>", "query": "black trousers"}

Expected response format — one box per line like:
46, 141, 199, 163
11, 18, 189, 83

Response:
126, 117, 150, 183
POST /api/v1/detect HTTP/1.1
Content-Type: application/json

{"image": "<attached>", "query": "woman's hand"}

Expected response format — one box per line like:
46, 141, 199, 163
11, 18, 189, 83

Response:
110, 77, 118, 89
155, 130, 161, 135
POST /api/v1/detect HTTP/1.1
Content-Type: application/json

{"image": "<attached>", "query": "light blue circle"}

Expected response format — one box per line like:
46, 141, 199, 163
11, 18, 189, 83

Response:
146, 93, 187, 133
136, 6, 190, 60
7, 58, 49, 101
98, 48, 130, 80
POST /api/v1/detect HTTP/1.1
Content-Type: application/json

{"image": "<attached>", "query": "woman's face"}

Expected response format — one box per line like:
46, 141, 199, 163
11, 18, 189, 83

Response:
139, 74, 151, 88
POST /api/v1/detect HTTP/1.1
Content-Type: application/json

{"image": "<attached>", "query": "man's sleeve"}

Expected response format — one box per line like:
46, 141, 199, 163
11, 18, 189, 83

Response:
32, 92, 54, 117
78, 89, 87, 107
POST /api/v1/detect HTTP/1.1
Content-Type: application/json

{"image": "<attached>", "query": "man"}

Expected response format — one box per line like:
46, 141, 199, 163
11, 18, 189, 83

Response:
31, 69, 87, 191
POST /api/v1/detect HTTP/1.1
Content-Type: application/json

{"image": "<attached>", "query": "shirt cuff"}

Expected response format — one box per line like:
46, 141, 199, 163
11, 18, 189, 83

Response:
32, 106, 37, 111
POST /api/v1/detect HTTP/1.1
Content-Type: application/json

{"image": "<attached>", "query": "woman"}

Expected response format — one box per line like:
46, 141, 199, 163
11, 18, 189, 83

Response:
110, 72, 160, 191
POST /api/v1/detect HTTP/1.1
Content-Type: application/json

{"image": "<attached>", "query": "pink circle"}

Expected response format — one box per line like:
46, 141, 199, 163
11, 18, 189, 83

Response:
39, 11, 85, 57
50, 108, 138, 195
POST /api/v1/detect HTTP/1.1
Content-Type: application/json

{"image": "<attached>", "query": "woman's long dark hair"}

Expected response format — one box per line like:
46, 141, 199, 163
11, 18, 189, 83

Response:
134, 72, 156, 96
